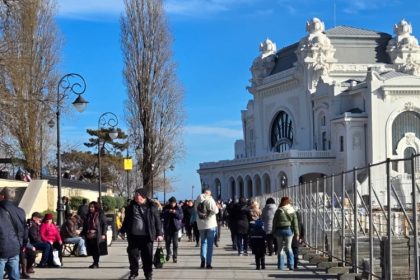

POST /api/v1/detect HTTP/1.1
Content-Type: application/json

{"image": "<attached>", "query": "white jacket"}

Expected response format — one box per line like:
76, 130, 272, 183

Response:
194, 193, 218, 230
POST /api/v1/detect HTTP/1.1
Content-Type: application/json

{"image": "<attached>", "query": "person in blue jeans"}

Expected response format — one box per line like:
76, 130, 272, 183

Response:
0, 187, 28, 280
194, 187, 219, 269
272, 196, 300, 270
28, 212, 53, 267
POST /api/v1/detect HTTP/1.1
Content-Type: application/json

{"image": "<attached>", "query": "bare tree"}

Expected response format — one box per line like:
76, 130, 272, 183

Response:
0, 0, 60, 177
121, 0, 184, 197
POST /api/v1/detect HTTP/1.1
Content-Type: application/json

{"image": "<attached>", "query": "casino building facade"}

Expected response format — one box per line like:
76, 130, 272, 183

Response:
197, 18, 420, 202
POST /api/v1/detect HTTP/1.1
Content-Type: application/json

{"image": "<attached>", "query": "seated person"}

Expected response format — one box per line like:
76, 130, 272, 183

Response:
40, 213, 63, 267
60, 212, 87, 256
28, 212, 52, 268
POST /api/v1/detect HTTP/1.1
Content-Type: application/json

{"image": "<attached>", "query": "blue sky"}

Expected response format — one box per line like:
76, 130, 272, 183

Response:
55, 0, 420, 201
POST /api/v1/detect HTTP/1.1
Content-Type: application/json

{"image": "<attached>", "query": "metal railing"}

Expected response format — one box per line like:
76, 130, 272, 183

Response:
255, 154, 420, 280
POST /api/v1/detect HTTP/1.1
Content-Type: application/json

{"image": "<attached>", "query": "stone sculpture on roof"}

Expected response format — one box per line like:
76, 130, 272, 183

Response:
296, 17, 336, 91
387, 19, 420, 76
250, 38, 277, 87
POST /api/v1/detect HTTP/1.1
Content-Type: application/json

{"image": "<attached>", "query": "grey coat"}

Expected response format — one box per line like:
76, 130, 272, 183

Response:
261, 203, 277, 234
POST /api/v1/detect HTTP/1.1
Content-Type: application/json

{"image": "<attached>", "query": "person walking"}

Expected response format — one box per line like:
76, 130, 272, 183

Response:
80, 201, 107, 269
162, 196, 183, 263
120, 188, 163, 280
261, 197, 277, 256
272, 196, 299, 270
0, 187, 28, 280
194, 187, 219, 269
249, 219, 266, 270
232, 197, 251, 256
182, 200, 194, 242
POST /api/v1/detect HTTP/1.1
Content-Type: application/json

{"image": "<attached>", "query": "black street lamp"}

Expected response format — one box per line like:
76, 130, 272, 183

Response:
56, 73, 88, 226
163, 164, 174, 204
97, 112, 119, 204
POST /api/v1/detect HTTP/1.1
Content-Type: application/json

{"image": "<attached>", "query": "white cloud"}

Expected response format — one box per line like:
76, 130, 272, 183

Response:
185, 125, 242, 138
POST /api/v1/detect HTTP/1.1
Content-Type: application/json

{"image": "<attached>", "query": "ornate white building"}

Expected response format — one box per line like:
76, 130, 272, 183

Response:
198, 18, 420, 202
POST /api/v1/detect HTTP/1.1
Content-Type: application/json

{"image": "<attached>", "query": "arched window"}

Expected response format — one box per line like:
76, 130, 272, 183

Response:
392, 111, 420, 155
271, 111, 293, 152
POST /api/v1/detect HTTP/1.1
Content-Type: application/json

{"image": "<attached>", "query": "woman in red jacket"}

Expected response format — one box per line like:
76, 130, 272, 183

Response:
40, 213, 63, 267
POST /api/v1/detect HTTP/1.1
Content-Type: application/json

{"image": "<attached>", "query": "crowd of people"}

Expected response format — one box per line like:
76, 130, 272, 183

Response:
0, 184, 304, 280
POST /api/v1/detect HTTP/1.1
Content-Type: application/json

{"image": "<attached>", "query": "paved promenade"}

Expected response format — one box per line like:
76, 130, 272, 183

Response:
31, 227, 339, 280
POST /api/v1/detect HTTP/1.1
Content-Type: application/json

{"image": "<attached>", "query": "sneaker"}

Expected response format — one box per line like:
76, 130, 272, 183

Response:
173, 258, 177, 263
206, 264, 213, 269
88, 264, 98, 269
128, 272, 138, 280
145, 275, 152, 280
165, 255, 170, 262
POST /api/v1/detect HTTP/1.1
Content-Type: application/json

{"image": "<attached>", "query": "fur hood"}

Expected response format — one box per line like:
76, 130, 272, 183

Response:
281, 204, 295, 215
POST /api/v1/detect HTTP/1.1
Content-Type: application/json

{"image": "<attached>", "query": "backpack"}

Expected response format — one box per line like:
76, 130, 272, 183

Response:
197, 200, 211, 220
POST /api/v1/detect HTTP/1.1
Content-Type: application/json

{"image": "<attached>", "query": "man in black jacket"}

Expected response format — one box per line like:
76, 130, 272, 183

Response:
120, 188, 163, 280
28, 212, 53, 267
0, 187, 28, 280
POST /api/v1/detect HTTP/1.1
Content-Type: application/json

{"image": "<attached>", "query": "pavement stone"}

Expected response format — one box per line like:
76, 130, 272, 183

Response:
30, 227, 339, 280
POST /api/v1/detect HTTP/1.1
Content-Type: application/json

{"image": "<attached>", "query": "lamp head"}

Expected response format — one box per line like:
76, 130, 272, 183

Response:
108, 128, 119, 140
72, 95, 88, 112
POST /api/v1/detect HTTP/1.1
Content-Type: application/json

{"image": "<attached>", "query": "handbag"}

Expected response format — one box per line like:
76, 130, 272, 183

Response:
99, 239, 108, 256
153, 242, 165, 269
52, 249, 61, 266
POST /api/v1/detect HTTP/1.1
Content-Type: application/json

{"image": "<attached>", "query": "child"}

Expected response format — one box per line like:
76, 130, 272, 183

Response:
249, 219, 266, 270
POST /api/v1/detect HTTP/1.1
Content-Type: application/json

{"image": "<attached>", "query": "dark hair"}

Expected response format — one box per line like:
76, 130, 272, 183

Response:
266, 197, 275, 205
239, 196, 247, 205
89, 201, 100, 212
82, 198, 88, 204
279, 196, 291, 207
0, 187, 15, 201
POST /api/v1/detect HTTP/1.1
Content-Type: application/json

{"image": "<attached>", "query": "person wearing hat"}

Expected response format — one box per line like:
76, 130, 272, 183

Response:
162, 196, 183, 263
120, 188, 163, 280
40, 213, 63, 267
28, 212, 53, 268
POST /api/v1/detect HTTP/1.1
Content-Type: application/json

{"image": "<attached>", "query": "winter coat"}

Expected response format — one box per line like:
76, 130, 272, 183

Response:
261, 203, 277, 234
60, 217, 79, 239
0, 200, 28, 258
28, 221, 42, 244
194, 194, 218, 230
80, 211, 107, 256
232, 202, 251, 234
120, 199, 163, 242
272, 204, 299, 236
162, 204, 184, 233
40, 222, 62, 244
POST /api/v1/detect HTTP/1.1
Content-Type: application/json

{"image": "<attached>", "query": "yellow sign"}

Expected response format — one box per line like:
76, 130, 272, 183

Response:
124, 158, 133, 170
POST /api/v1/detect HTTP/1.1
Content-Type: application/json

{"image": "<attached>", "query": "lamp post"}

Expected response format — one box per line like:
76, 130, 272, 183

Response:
163, 164, 174, 204
56, 73, 88, 226
191, 185, 195, 200
40, 118, 55, 179
97, 112, 119, 204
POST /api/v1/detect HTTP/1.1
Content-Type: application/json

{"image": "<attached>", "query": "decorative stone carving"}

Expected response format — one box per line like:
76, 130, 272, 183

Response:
250, 38, 277, 86
405, 101, 415, 111
296, 18, 336, 91
405, 133, 416, 146
387, 20, 420, 76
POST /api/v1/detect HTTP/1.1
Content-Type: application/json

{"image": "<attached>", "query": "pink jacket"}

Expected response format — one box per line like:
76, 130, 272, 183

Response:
40, 222, 62, 243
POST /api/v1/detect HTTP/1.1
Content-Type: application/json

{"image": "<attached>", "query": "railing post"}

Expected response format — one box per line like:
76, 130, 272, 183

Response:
309, 181, 313, 247
316, 179, 319, 251
323, 176, 327, 253
412, 155, 419, 280
353, 168, 358, 274
342, 172, 346, 266
368, 164, 373, 280
386, 158, 392, 280
331, 174, 335, 262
